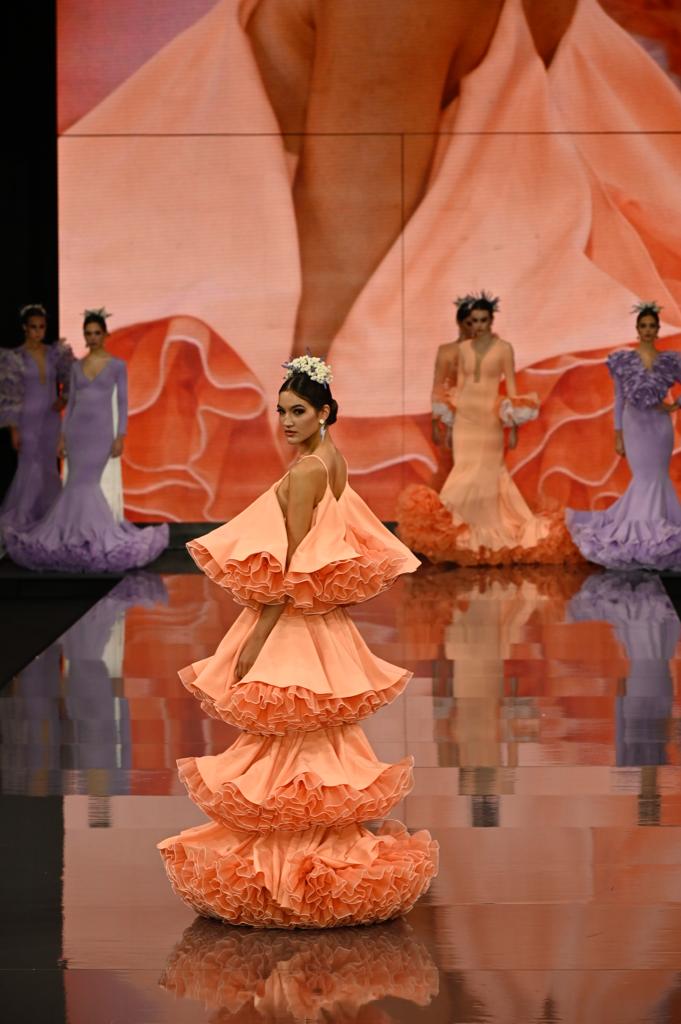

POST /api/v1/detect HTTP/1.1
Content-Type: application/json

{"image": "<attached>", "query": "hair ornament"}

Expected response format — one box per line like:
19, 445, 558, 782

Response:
631, 300, 662, 316
453, 293, 475, 310
282, 351, 333, 388
19, 303, 47, 319
473, 290, 500, 313
83, 307, 112, 320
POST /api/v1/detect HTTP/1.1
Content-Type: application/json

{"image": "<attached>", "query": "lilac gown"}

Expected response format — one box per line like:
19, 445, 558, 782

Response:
5, 357, 168, 572
0, 343, 73, 532
566, 349, 681, 570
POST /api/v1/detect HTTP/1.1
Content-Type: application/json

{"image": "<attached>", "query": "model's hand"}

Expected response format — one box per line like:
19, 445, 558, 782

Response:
614, 432, 625, 457
508, 425, 518, 450
57, 436, 66, 459
9, 426, 20, 452
52, 396, 67, 413
235, 631, 267, 680
110, 436, 124, 458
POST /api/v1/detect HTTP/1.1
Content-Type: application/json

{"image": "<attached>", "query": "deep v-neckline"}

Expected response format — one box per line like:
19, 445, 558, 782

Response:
23, 345, 48, 386
469, 336, 499, 382
80, 357, 113, 383
632, 348, 661, 374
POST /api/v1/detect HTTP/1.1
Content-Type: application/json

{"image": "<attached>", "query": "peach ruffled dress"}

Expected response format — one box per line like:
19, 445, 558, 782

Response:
397, 339, 578, 565
158, 455, 438, 928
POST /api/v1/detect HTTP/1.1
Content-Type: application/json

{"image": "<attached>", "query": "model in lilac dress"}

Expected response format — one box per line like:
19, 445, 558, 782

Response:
6, 311, 168, 572
0, 306, 73, 534
566, 306, 681, 571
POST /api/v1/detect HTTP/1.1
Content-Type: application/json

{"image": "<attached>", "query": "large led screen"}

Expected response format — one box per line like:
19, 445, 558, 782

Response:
58, 0, 681, 522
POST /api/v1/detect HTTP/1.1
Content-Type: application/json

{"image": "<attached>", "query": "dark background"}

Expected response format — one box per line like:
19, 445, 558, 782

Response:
2, 2, 59, 501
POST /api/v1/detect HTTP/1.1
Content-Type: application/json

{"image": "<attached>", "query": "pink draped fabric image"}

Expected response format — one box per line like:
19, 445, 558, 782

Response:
57, 0, 681, 522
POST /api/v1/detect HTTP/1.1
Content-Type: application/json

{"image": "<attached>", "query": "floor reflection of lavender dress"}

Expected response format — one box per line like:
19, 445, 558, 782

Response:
0, 573, 168, 795
0, 343, 72, 533
567, 350, 681, 570
5, 357, 168, 572
569, 572, 678, 766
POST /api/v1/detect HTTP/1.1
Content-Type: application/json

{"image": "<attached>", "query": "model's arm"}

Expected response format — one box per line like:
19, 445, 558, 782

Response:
235, 461, 325, 679
431, 344, 457, 443
59, 364, 78, 457
0, 351, 24, 450
501, 342, 519, 449
111, 361, 128, 458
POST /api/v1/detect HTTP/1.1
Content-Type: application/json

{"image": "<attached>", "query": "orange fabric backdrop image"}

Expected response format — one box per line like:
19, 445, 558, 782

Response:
57, 0, 681, 522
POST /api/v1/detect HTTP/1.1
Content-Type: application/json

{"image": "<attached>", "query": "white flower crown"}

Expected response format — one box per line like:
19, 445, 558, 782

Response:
282, 353, 333, 388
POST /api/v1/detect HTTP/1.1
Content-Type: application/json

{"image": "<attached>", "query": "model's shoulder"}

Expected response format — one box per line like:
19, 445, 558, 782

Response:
288, 455, 327, 485
606, 349, 636, 371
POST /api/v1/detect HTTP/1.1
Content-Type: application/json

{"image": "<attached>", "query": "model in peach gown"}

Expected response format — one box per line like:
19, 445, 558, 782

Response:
398, 297, 577, 564
158, 358, 437, 927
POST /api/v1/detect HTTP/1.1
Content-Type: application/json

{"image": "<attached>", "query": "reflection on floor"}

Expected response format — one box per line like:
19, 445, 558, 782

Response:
1, 566, 680, 1023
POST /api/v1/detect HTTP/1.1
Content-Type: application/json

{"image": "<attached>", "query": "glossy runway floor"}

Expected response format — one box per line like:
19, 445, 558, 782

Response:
1, 565, 680, 1023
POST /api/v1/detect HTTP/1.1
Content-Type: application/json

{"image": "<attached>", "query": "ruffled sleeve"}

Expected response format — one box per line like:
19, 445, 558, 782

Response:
495, 392, 540, 427
187, 483, 420, 612
0, 349, 25, 428
186, 487, 289, 607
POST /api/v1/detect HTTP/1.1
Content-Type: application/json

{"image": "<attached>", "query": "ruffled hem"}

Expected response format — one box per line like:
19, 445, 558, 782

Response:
186, 542, 287, 607
160, 917, 438, 1017
158, 819, 438, 929
283, 545, 412, 613
566, 510, 681, 571
396, 484, 581, 566
177, 735, 414, 832
5, 521, 169, 573
180, 669, 410, 736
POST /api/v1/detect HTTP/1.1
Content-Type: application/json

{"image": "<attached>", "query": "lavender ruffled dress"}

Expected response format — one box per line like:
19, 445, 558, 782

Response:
5, 357, 168, 572
0, 342, 73, 533
566, 349, 681, 571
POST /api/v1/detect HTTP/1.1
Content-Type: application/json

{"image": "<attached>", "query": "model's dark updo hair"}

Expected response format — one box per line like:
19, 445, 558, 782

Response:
83, 311, 109, 332
279, 372, 339, 426
20, 303, 47, 325
635, 305, 660, 329
456, 302, 473, 325
469, 293, 499, 318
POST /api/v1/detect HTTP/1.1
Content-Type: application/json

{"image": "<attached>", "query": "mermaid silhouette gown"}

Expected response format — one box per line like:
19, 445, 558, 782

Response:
397, 338, 575, 564
0, 342, 73, 533
158, 454, 438, 928
5, 357, 168, 572
566, 350, 681, 570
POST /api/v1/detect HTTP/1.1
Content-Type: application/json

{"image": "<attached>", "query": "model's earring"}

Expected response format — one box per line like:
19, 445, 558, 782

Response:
319, 420, 326, 439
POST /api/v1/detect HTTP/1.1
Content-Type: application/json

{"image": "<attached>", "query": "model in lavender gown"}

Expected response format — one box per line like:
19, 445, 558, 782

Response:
5, 309, 168, 572
0, 305, 73, 534
566, 302, 681, 571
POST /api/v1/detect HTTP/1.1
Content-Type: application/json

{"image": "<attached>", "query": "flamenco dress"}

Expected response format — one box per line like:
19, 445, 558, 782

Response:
566, 350, 681, 571
158, 454, 438, 928
0, 342, 73, 535
397, 338, 576, 565
5, 358, 168, 572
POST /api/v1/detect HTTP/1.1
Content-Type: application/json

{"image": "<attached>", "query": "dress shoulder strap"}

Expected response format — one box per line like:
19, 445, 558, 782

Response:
298, 453, 329, 478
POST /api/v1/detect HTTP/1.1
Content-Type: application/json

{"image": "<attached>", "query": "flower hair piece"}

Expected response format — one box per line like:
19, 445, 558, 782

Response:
19, 303, 47, 319
473, 290, 500, 313
631, 300, 662, 317
83, 307, 113, 320
282, 352, 333, 388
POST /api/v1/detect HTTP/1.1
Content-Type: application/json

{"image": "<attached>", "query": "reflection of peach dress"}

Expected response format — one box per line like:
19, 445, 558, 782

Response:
397, 341, 577, 564
60, 0, 681, 519
158, 455, 437, 927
